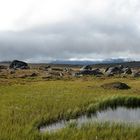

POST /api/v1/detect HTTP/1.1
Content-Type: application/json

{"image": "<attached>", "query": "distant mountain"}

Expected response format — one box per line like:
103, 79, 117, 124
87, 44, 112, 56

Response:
51, 58, 130, 65
0, 61, 11, 64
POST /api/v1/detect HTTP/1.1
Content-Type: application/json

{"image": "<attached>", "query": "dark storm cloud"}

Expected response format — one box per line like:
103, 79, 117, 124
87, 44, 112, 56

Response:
0, 15, 140, 62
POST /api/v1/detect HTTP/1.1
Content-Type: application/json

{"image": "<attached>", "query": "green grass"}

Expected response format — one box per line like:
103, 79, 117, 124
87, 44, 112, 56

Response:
45, 123, 140, 140
0, 77, 140, 140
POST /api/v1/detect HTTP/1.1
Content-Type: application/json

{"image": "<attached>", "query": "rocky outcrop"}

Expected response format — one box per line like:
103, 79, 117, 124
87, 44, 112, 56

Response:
105, 65, 132, 75
9, 60, 29, 69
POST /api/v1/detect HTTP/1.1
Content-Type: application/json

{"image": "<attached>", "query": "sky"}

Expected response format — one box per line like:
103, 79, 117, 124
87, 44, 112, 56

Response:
0, 0, 140, 62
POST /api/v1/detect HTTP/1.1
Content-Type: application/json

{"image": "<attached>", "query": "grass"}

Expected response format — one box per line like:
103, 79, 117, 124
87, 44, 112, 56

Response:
0, 76, 140, 140
45, 123, 140, 140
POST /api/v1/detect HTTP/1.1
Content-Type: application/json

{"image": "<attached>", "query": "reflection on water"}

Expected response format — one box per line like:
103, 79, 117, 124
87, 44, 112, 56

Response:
40, 107, 140, 133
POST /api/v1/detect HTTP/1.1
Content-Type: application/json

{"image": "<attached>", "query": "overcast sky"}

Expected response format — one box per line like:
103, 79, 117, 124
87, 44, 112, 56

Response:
0, 0, 140, 62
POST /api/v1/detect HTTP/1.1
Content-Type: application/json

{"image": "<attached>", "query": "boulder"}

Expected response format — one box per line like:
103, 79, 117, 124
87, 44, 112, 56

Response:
78, 68, 103, 76
105, 65, 132, 75
105, 66, 122, 75
80, 65, 92, 71
9, 60, 29, 69
101, 82, 130, 90
64, 67, 72, 72
122, 67, 132, 74
106, 73, 114, 77
30, 73, 38, 77
44, 65, 51, 71
117, 65, 124, 69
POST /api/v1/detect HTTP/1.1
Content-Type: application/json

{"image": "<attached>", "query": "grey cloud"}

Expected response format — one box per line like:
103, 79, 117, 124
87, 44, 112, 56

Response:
0, 14, 140, 62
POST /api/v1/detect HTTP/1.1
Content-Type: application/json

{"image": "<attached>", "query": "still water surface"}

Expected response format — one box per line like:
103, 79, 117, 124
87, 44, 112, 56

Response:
40, 107, 140, 133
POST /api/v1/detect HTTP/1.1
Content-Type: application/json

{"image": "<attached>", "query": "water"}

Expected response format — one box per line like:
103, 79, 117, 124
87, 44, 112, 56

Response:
40, 107, 140, 133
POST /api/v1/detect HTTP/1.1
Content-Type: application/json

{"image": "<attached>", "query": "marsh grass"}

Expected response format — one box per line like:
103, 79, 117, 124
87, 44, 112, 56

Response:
47, 123, 140, 140
86, 96, 140, 116
0, 77, 140, 140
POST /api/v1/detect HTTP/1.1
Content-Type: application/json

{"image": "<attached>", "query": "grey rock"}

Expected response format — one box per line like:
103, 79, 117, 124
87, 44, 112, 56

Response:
105, 65, 132, 75
78, 68, 103, 76
122, 67, 132, 74
105, 66, 122, 75
9, 60, 29, 69
101, 82, 130, 90
80, 65, 92, 71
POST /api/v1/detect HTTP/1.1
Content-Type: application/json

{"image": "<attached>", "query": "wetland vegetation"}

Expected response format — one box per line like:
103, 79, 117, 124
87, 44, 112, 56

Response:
0, 62, 140, 140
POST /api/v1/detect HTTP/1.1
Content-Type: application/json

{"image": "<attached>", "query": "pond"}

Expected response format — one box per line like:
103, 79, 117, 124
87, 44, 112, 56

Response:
40, 107, 140, 133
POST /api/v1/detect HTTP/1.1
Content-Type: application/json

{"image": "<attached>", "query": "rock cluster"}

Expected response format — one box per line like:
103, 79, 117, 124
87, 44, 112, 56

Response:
105, 65, 132, 76
73, 64, 133, 77
73, 65, 103, 76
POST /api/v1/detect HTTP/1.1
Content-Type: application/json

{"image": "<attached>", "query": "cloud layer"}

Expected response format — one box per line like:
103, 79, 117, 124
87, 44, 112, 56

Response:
0, 0, 140, 62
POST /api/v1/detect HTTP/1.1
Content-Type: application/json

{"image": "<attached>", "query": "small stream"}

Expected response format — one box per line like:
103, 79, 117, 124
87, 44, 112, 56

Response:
40, 107, 140, 133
